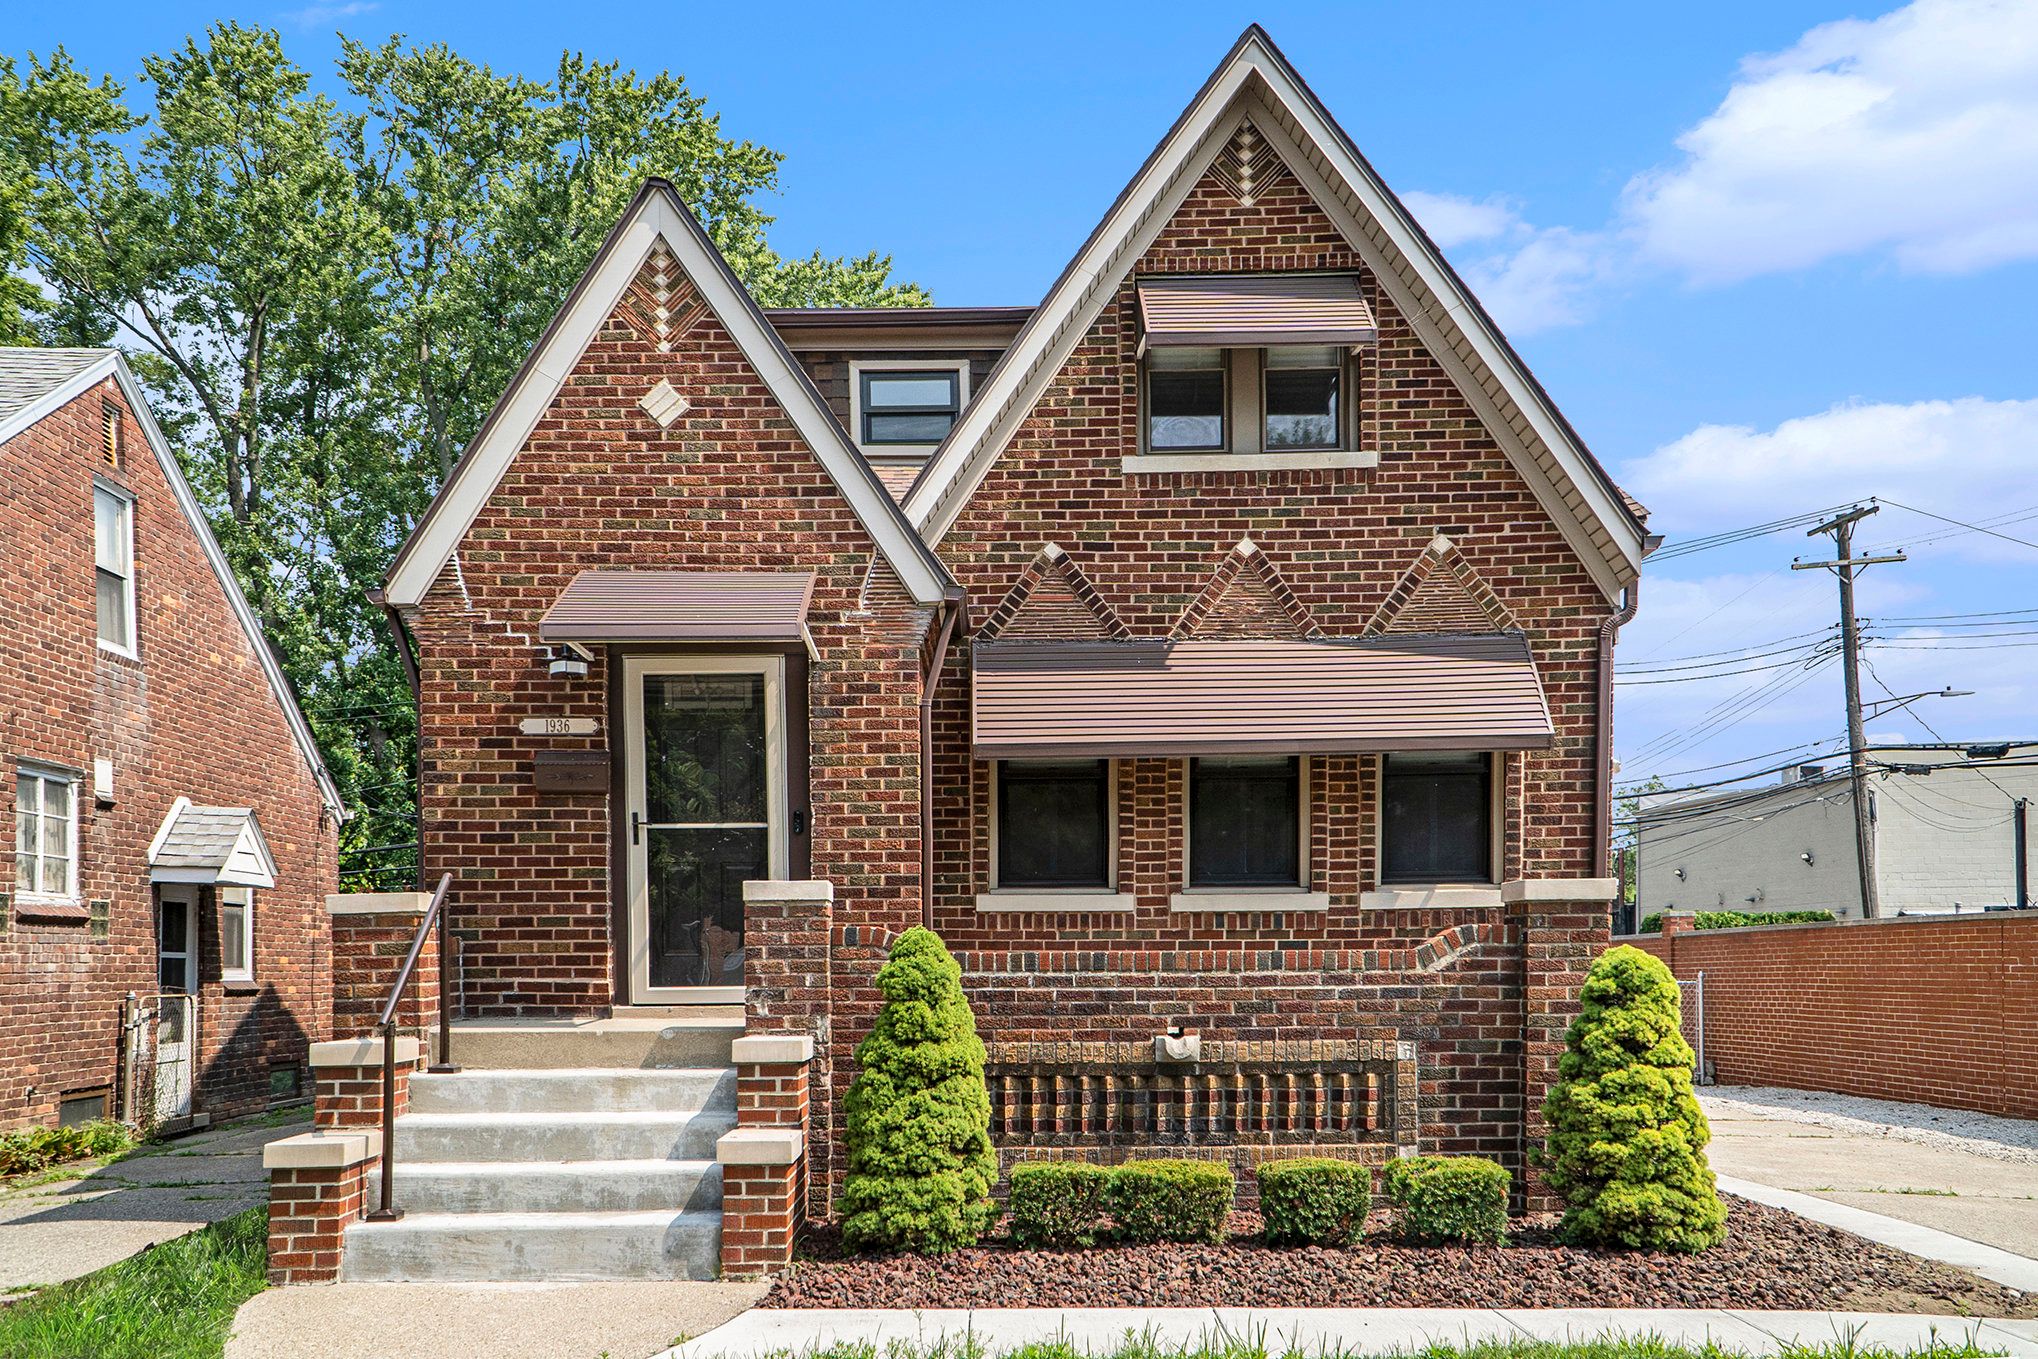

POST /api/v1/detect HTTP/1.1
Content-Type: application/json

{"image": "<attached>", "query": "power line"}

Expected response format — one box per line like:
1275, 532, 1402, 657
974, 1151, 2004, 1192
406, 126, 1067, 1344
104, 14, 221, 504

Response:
1616, 733, 1848, 790
1879, 497, 2038, 554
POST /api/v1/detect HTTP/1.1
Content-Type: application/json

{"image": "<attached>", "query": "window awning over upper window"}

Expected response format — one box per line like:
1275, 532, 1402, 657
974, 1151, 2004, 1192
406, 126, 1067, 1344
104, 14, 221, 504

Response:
971, 633, 1552, 759
537, 571, 815, 645
148, 799, 277, 887
1134, 274, 1378, 350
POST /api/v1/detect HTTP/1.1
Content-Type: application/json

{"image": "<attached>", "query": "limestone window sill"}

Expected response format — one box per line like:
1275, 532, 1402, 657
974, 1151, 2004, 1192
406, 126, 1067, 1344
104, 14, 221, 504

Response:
974, 891, 1136, 914
1169, 890, 1330, 914
1359, 885, 1504, 910
1121, 450, 1379, 475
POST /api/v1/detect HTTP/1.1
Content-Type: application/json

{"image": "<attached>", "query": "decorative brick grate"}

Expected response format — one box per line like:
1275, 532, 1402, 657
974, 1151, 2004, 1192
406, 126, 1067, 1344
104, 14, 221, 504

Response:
984, 1038, 1417, 1151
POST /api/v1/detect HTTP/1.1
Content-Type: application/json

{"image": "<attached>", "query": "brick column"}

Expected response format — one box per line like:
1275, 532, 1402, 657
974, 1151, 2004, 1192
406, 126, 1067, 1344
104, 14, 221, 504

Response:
1658, 909, 1699, 939
741, 880, 832, 1212
310, 1036, 422, 1129
1504, 877, 1615, 1210
719, 1034, 813, 1279
326, 892, 439, 1042
263, 1128, 381, 1284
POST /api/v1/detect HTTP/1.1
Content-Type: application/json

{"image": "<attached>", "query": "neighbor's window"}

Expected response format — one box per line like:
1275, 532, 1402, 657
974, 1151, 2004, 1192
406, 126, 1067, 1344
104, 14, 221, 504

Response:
1381, 752, 1492, 883
220, 886, 254, 981
1145, 348, 1225, 450
1189, 756, 1302, 887
859, 368, 963, 446
16, 766, 78, 900
996, 759, 1111, 888
1264, 347, 1340, 449
94, 484, 134, 652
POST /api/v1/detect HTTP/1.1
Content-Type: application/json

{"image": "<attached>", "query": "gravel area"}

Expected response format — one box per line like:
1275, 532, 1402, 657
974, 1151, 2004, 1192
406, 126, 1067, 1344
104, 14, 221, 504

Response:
1705, 1086, 2038, 1168
766, 1198, 2037, 1317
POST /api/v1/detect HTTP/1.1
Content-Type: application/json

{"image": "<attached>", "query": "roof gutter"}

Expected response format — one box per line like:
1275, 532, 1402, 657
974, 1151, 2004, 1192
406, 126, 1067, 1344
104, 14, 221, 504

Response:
920, 587, 968, 930
1594, 580, 1641, 878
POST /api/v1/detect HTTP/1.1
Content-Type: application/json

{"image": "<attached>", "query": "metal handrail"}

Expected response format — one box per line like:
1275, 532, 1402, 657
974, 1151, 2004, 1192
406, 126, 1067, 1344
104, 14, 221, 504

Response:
367, 871, 455, 1222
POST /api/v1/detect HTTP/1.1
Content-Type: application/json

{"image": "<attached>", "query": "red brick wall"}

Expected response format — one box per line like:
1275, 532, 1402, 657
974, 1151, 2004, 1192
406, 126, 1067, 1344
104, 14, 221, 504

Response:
1626, 915, 2038, 1118
331, 909, 438, 1041
0, 374, 336, 1130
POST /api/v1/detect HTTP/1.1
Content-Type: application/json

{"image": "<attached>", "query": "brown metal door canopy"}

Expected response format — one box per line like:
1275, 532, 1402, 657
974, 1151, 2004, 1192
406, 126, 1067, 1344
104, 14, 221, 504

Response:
970, 634, 1554, 759
1134, 273, 1379, 348
538, 570, 816, 644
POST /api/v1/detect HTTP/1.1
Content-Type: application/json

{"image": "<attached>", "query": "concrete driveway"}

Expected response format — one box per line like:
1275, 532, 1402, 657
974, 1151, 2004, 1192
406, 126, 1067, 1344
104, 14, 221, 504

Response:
1705, 1086, 2038, 1262
0, 1108, 306, 1295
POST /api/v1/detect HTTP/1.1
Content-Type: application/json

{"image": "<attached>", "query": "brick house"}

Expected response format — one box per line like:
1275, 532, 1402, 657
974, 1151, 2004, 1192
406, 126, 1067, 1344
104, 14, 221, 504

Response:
298, 28, 1650, 1283
0, 348, 344, 1134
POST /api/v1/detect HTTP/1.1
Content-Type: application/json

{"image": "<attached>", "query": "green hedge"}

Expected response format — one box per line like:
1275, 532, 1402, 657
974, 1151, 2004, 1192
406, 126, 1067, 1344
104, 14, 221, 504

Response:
1257, 1157, 1371, 1247
0, 1119, 134, 1177
1103, 1159, 1234, 1244
1637, 909, 1835, 933
1008, 1161, 1110, 1248
1380, 1155, 1509, 1244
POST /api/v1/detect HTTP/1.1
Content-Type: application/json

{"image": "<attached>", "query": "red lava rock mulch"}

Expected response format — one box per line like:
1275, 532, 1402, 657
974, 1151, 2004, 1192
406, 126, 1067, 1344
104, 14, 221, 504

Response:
767, 1197, 2036, 1317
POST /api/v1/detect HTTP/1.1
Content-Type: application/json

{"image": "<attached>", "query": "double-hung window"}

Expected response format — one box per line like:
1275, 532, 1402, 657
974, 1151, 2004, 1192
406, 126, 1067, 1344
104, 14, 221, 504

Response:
219, 886, 255, 982
994, 759, 1111, 889
1381, 753, 1493, 883
16, 766, 78, 901
1187, 756, 1302, 887
857, 367, 964, 449
94, 484, 135, 653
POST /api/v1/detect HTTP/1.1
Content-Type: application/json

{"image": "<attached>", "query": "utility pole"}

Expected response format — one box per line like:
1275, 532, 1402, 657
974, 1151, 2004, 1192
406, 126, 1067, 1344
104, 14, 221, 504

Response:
2017, 798, 2029, 910
1793, 504, 1906, 919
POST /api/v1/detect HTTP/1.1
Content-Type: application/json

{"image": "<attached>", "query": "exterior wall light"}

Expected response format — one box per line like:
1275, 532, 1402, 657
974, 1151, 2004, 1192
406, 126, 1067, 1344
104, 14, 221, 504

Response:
547, 647, 589, 679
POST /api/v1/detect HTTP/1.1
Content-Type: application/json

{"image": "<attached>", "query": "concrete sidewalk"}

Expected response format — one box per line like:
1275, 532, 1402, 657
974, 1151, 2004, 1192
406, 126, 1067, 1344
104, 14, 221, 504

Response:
661, 1308, 2038, 1359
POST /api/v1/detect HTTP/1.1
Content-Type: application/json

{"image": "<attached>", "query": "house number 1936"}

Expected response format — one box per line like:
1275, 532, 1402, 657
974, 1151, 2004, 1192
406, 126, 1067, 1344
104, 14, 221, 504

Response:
519, 716, 599, 736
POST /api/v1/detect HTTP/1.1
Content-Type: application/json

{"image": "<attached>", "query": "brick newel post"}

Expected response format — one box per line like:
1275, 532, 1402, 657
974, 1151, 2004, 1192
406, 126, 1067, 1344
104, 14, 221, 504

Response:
1504, 877, 1615, 1211
718, 1034, 814, 1279
263, 1129, 382, 1285
1658, 910, 1699, 939
741, 879, 833, 1211
327, 892, 440, 1041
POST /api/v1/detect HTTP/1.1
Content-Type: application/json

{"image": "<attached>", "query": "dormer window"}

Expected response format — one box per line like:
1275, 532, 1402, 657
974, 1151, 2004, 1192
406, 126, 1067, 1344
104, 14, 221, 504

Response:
853, 362, 967, 453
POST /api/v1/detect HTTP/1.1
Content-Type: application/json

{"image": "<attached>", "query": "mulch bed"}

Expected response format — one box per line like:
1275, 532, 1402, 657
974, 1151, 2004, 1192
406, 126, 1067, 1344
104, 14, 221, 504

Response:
766, 1197, 2037, 1317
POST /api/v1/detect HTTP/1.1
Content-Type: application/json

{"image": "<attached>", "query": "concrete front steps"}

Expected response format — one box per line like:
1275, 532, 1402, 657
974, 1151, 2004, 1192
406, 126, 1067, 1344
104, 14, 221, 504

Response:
341, 1054, 739, 1283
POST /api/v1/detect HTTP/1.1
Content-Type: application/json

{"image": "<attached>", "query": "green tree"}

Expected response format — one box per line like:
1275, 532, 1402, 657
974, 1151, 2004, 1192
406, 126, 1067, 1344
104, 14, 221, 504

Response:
841, 928, 997, 1254
1540, 945, 1727, 1251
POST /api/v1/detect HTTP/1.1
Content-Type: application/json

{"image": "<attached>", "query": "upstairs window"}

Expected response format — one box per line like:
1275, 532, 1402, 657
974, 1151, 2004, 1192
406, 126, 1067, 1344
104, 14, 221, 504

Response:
1188, 756, 1302, 887
1141, 346, 1350, 455
1381, 752, 1493, 884
94, 484, 134, 654
1145, 348, 1226, 450
16, 766, 78, 901
856, 366, 964, 449
1264, 347, 1340, 449
995, 759, 1111, 889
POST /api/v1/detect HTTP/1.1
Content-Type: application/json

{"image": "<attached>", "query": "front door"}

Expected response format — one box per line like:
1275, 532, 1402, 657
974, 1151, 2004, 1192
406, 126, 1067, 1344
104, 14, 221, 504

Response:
623, 656, 785, 1003
154, 887, 198, 1122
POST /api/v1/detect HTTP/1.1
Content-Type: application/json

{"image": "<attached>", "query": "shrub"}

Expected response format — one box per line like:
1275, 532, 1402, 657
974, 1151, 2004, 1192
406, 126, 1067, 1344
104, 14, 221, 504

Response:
1381, 1155, 1509, 1244
1008, 1161, 1110, 1248
840, 927, 999, 1254
1637, 909, 1834, 933
1257, 1157, 1371, 1247
1540, 944, 1728, 1252
1105, 1159, 1234, 1244
0, 1119, 136, 1177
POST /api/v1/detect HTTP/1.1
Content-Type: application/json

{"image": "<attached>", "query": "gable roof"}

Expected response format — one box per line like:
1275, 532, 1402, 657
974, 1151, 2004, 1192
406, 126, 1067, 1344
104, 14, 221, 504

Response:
0, 349, 345, 816
383, 180, 955, 610
147, 797, 279, 887
901, 26, 1649, 603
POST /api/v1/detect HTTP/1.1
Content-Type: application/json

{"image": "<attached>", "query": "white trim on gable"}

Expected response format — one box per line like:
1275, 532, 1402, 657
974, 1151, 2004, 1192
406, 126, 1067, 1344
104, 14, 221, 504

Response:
902, 28, 1647, 603
383, 181, 953, 610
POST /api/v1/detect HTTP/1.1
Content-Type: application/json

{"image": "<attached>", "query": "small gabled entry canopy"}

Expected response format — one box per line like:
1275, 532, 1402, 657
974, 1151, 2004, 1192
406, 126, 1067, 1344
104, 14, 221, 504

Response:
148, 798, 277, 888
538, 570, 815, 645
1136, 273, 1377, 350
971, 633, 1553, 760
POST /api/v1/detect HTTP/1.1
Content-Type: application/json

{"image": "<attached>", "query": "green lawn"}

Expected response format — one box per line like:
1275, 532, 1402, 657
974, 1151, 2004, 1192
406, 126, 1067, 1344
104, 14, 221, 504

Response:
0, 1207, 265, 1359
787, 1335, 2003, 1359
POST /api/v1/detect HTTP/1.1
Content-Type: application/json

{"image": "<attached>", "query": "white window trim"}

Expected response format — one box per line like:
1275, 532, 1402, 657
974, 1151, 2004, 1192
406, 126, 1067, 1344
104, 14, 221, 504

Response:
15, 762, 81, 904
94, 479, 138, 659
977, 758, 1131, 912
1171, 755, 1326, 912
219, 885, 255, 983
849, 359, 970, 461
1362, 751, 1506, 908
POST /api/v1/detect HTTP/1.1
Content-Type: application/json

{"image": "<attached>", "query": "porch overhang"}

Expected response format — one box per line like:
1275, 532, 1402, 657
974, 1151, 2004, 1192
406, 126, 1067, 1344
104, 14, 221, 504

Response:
1134, 273, 1378, 350
147, 798, 277, 888
537, 570, 816, 646
970, 633, 1554, 759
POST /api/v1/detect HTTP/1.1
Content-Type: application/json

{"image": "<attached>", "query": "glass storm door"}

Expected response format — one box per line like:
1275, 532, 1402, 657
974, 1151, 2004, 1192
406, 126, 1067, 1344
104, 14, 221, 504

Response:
154, 888, 198, 1121
623, 656, 785, 1003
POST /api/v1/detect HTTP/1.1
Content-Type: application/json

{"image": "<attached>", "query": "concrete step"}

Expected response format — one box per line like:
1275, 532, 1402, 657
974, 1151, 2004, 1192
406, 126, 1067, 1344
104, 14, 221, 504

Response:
393, 1109, 737, 1163
407, 1067, 736, 1116
371, 1158, 722, 1215
340, 1209, 721, 1283
448, 1016, 743, 1070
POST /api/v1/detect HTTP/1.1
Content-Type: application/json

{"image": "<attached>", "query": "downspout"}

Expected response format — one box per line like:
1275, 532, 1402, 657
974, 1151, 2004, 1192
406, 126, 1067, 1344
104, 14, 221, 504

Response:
368, 588, 425, 891
1593, 579, 1641, 878
920, 587, 968, 930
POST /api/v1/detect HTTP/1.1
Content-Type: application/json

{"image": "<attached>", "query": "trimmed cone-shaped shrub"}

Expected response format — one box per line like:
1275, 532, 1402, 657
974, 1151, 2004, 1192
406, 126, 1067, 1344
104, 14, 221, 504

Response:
1541, 944, 1728, 1251
840, 927, 998, 1254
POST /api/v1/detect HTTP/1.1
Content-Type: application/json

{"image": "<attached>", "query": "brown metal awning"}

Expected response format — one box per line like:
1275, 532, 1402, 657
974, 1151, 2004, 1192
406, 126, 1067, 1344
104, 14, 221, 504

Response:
972, 634, 1552, 759
538, 570, 815, 644
1135, 274, 1378, 349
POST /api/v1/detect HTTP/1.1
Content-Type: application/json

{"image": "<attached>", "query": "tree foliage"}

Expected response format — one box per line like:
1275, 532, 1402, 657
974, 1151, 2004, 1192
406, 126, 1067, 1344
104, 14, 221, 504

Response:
0, 27, 927, 881
1540, 945, 1728, 1252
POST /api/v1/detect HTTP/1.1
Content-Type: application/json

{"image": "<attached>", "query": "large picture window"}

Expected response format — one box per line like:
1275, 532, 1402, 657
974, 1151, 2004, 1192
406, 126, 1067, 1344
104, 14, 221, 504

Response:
1381, 752, 1492, 883
1188, 756, 1301, 887
15, 766, 78, 900
995, 760, 1111, 889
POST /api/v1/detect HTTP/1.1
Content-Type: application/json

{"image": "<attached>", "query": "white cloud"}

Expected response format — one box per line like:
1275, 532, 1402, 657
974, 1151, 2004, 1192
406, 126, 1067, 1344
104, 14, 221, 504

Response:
1623, 0, 2038, 282
1399, 191, 1617, 334
281, 0, 378, 26
1620, 395, 2038, 557
1399, 191, 1522, 249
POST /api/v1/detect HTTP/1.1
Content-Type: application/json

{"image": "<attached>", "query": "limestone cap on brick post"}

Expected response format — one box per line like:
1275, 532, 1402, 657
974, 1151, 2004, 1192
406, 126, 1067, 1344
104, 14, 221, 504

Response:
731, 1034, 815, 1066
310, 1036, 422, 1068
1658, 909, 1700, 937
741, 879, 834, 904
325, 891, 431, 916
1501, 877, 1620, 904
263, 1128, 383, 1170
717, 1126, 804, 1166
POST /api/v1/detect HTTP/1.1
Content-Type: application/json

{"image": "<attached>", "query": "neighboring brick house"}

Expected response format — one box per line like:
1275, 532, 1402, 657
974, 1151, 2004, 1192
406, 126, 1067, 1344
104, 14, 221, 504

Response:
318, 28, 1651, 1283
0, 348, 343, 1133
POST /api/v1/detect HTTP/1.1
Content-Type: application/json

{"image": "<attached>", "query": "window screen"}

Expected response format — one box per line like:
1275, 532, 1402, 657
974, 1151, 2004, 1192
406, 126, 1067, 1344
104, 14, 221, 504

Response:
1189, 756, 1301, 887
996, 760, 1110, 888
1381, 752, 1492, 883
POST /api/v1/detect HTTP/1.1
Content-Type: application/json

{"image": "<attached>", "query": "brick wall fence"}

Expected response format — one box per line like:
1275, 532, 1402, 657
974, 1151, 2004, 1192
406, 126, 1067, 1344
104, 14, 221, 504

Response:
1624, 912, 2038, 1119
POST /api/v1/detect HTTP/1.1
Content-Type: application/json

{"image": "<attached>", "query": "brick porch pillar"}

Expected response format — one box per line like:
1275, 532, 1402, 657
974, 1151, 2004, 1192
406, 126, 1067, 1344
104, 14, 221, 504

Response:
263, 1128, 381, 1285
326, 892, 438, 1042
741, 880, 833, 1214
718, 1034, 814, 1279
309, 1036, 422, 1129
1504, 877, 1615, 1210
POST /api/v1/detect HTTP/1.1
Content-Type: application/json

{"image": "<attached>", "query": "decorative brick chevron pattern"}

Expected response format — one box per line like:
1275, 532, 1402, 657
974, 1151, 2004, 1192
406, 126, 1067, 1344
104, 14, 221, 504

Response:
617, 239, 707, 353
978, 544, 1130, 640
1368, 536, 1520, 635
1174, 539, 1322, 639
1208, 120, 1285, 208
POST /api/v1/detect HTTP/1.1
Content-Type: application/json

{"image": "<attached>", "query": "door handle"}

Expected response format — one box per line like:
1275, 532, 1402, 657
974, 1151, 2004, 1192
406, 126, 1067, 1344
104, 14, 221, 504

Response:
631, 811, 642, 846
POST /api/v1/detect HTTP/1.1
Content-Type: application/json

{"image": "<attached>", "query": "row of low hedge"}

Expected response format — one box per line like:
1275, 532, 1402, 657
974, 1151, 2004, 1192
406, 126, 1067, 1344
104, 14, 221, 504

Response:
1637, 909, 1836, 933
0, 1118, 134, 1177
1010, 1153, 1509, 1249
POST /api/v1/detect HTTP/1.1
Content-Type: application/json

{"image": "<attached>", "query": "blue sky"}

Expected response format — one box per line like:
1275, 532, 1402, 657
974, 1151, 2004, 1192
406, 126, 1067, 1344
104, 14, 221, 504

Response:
14, 0, 2038, 792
